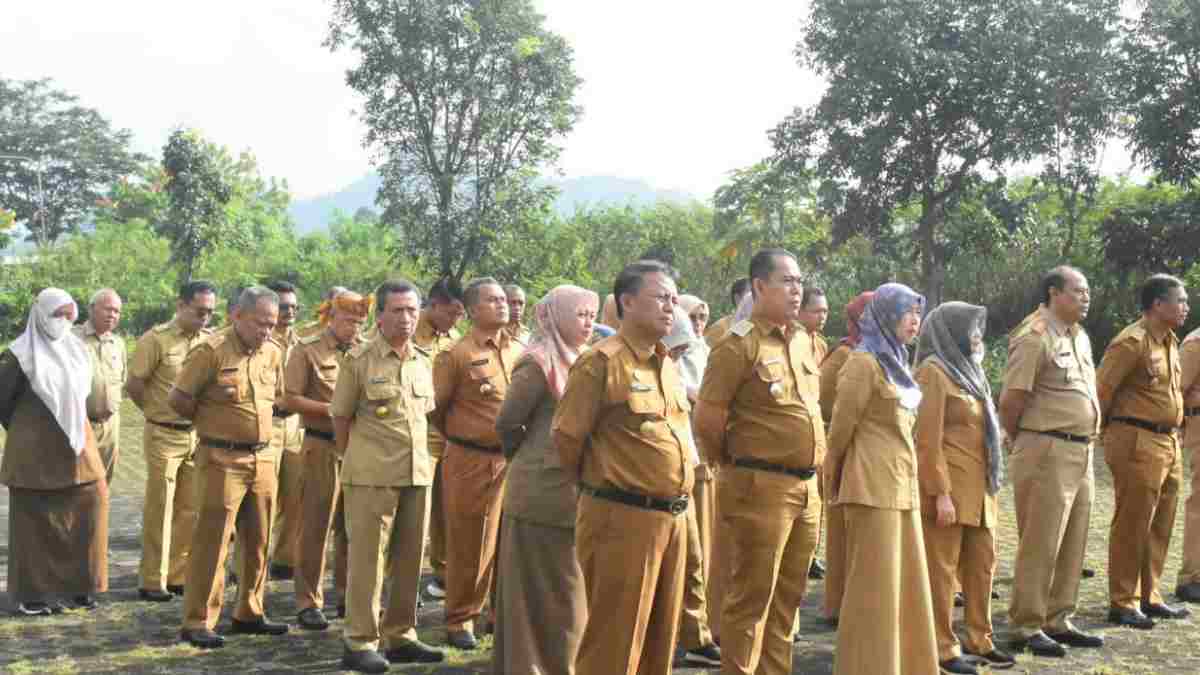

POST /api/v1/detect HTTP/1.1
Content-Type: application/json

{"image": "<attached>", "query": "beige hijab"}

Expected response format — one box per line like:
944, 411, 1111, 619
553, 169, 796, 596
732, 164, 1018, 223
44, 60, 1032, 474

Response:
523, 285, 600, 399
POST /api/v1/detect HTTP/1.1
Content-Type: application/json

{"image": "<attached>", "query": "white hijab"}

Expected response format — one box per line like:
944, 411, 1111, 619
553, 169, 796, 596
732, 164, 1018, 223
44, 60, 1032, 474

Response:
663, 305, 705, 466
9, 288, 92, 454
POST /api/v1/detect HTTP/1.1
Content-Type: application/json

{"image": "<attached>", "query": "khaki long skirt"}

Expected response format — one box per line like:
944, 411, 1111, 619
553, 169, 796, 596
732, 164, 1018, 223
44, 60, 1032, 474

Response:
492, 514, 586, 675
835, 504, 937, 675
7, 481, 109, 604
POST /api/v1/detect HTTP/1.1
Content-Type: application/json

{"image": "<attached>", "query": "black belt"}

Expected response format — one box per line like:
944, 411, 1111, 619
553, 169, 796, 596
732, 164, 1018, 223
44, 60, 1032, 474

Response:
1186, 407, 1200, 418
448, 436, 503, 455
1020, 428, 1093, 445
305, 428, 335, 443
200, 436, 269, 452
580, 484, 690, 516
149, 419, 193, 432
732, 457, 816, 480
272, 406, 297, 420
1111, 417, 1178, 435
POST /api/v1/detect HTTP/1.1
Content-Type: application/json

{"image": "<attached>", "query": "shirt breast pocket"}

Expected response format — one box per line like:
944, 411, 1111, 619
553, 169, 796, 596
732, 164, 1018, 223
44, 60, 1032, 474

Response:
468, 361, 503, 399
317, 364, 339, 385
215, 367, 244, 402
365, 380, 400, 402
412, 377, 435, 413
755, 360, 787, 403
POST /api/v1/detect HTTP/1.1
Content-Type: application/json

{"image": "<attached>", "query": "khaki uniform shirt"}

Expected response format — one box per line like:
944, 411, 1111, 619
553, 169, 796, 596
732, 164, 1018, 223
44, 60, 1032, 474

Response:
431, 330, 523, 449
74, 321, 126, 421
130, 319, 211, 424
503, 324, 531, 345
698, 318, 825, 469
1002, 307, 1100, 438
1097, 318, 1184, 429
330, 336, 435, 486
825, 351, 919, 510
285, 329, 360, 434
704, 315, 734, 348
914, 361, 997, 528
1183, 339, 1200, 412
819, 344, 852, 424
415, 312, 461, 458
552, 334, 695, 499
173, 329, 285, 444
296, 321, 323, 339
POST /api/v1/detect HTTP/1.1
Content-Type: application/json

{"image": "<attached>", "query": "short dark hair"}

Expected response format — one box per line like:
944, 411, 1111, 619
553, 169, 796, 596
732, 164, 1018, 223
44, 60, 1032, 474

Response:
179, 280, 217, 303
503, 284, 525, 299
1039, 265, 1084, 305
802, 286, 827, 308
730, 278, 751, 306
464, 277, 502, 311
613, 260, 673, 319
748, 249, 795, 297
376, 279, 420, 312
266, 280, 297, 296
1140, 273, 1185, 312
428, 277, 464, 305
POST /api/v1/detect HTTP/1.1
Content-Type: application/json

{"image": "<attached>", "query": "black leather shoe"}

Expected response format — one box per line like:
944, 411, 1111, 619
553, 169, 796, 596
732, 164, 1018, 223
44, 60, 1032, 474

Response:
342, 646, 388, 673
298, 607, 330, 631
338, 603, 346, 619
73, 595, 98, 610
181, 628, 226, 649
1047, 628, 1104, 648
15, 602, 52, 617
684, 642, 722, 666
966, 648, 1016, 665
269, 564, 294, 580
1082, 568, 1096, 578
230, 617, 290, 635
808, 558, 826, 580
167, 584, 185, 596
939, 656, 979, 674
139, 588, 174, 602
1177, 582, 1200, 603
1012, 632, 1066, 658
954, 592, 965, 607
385, 640, 446, 663
446, 629, 478, 650
1141, 602, 1191, 619
1107, 607, 1155, 629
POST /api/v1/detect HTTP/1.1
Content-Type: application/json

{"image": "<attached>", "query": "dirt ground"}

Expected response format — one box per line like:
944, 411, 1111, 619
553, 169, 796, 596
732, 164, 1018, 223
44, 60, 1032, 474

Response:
1, 401, 1198, 674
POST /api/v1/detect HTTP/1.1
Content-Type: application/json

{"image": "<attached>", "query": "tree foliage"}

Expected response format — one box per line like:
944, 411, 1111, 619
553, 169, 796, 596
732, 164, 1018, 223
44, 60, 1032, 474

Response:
158, 129, 241, 283
326, 0, 582, 280
0, 78, 143, 245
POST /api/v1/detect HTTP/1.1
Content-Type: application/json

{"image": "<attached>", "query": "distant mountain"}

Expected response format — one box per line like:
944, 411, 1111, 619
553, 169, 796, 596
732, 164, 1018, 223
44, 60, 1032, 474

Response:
286, 173, 699, 233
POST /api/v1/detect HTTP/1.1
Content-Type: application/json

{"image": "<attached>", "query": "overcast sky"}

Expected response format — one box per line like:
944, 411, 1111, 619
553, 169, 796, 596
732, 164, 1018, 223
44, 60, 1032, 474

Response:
5, 1, 820, 201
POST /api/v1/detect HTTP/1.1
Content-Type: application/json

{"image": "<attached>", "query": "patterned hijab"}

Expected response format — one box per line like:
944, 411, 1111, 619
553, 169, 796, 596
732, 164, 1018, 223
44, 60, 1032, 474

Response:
915, 302, 1004, 495
522, 285, 599, 400
856, 283, 925, 409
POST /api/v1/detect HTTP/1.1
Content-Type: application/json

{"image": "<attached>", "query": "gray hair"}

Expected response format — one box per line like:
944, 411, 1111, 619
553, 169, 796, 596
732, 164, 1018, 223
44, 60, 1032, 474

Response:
90, 288, 121, 306
325, 285, 349, 301
464, 277, 502, 310
503, 284, 525, 298
236, 285, 280, 312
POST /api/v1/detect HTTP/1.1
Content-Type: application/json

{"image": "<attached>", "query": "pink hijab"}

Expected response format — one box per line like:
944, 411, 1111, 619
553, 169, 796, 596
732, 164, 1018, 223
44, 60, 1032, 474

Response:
523, 285, 600, 399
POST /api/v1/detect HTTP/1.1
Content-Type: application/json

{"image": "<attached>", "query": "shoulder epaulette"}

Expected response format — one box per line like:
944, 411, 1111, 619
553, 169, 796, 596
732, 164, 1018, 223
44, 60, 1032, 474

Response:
593, 335, 624, 357
413, 343, 431, 358
348, 342, 372, 359
299, 332, 322, 346
152, 322, 173, 334
730, 320, 754, 337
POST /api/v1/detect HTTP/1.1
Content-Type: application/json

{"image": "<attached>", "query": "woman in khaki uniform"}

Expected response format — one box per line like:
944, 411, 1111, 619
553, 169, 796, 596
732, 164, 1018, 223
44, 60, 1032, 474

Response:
818, 290, 872, 625
824, 283, 938, 675
492, 285, 598, 675
913, 303, 1014, 674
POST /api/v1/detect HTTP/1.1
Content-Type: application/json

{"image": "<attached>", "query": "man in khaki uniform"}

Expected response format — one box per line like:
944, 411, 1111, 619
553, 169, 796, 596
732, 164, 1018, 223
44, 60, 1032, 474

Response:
266, 280, 305, 579
503, 284, 531, 344
127, 280, 216, 602
998, 266, 1104, 658
416, 277, 465, 601
553, 260, 694, 675
695, 249, 824, 675
289, 290, 370, 630
1175, 323, 1200, 603
298, 286, 351, 339
334, 280, 446, 672
74, 288, 126, 486
704, 278, 751, 348
172, 286, 289, 649
431, 277, 522, 649
798, 285, 829, 584
1097, 274, 1191, 628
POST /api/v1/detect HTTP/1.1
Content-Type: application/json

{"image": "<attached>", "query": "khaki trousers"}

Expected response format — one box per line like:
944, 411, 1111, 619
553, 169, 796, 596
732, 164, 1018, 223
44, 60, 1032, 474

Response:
1176, 421, 1200, 586
342, 484, 430, 652
576, 492, 687, 675
1008, 432, 1093, 638
1104, 423, 1181, 609
678, 490, 714, 650
182, 444, 277, 631
269, 415, 305, 568
429, 427, 448, 582
139, 423, 199, 592
296, 435, 347, 611
823, 502, 845, 620
835, 505, 938, 675
443, 443, 507, 631
921, 516, 996, 660
705, 472, 728, 640
719, 467, 821, 675
91, 414, 120, 487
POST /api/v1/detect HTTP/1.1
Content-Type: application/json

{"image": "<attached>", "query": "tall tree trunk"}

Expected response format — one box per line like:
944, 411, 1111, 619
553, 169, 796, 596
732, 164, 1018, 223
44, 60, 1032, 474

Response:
919, 196, 945, 309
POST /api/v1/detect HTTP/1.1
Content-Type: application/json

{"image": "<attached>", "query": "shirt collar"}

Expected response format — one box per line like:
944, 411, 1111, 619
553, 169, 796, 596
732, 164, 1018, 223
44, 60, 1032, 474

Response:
372, 334, 413, 361
1141, 317, 1175, 344
469, 329, 509, 351
1038, 305, 1077, 339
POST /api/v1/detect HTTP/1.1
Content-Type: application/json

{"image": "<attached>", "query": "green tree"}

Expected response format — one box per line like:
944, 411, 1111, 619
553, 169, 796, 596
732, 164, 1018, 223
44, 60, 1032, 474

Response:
772, 0, 1122, 307
158, 129, 237, 283
326, 0, 582, 280
0, 78, 144, 245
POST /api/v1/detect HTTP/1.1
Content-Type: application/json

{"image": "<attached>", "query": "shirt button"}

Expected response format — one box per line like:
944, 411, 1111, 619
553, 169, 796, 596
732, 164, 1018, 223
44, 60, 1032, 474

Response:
375, 405, 389, 418
480, 383, 494, 395
640, 420, 655, 434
